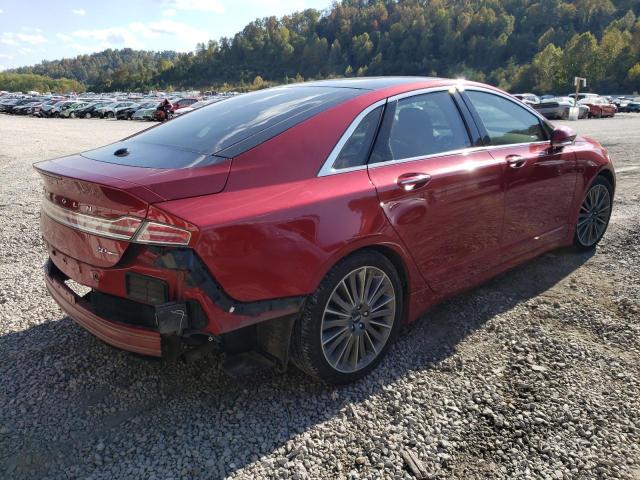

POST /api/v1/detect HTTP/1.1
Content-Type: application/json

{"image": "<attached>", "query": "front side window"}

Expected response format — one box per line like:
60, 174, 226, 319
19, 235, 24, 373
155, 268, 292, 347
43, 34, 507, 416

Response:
371, 91, 471, 163
466, 91, 547, 146
332, 106, 383, 170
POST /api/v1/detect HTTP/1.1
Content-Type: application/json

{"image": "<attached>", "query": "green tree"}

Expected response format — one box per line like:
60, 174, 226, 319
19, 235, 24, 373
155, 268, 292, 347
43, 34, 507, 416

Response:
563, 32, 600, 84
5, 1, 640, 93
533, 44, 565, 92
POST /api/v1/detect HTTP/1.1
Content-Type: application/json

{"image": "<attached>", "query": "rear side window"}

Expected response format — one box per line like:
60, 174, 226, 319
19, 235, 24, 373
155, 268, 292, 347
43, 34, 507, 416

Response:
332, 106, 383, 170
128, 86, 362, 157
371, 91, 471, 163
465, 91, 547, 145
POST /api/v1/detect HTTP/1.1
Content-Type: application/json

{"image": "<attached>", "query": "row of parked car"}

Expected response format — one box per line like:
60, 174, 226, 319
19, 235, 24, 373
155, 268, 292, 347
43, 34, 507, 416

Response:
513, 92, 640, 120
0, 92, 237, 121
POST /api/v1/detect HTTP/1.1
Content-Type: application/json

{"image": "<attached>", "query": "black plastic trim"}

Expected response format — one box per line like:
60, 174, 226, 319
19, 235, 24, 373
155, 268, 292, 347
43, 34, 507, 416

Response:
152, 248, 306, 317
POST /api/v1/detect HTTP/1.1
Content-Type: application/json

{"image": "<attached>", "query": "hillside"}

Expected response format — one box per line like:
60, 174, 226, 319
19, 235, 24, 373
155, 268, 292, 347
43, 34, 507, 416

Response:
6, 0, 640, 93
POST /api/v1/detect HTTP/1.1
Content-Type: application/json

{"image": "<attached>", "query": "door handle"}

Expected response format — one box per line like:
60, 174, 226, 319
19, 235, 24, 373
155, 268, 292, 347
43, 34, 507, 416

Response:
506, 154, 527, 168
397, 173, 431, 191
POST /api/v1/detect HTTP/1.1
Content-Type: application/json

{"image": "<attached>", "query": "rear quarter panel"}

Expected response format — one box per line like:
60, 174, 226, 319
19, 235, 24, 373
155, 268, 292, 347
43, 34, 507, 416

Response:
157, 91, 428, 303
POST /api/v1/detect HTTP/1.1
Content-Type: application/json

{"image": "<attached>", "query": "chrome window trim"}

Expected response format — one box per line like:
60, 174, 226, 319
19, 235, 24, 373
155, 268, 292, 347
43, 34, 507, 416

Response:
317, 99, 387, 177
462, 86, 555, 136
386, 85, 452, 103
367, 141, 551, 171
317, 84, 554, 177
318, 86, 457, 177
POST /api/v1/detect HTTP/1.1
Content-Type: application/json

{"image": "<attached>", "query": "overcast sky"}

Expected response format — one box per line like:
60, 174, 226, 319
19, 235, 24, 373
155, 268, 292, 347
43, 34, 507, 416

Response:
0, 0, 332, 71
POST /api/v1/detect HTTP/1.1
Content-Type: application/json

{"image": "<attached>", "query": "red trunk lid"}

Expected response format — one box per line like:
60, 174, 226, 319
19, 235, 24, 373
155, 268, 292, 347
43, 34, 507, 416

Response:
34, 149, 230, 267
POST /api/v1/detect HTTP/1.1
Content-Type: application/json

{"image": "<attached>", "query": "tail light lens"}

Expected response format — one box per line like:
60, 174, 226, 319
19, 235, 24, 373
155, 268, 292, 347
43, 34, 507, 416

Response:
133, 221, 191, 246
42, 198, 192, 246
42, 199, 142, 240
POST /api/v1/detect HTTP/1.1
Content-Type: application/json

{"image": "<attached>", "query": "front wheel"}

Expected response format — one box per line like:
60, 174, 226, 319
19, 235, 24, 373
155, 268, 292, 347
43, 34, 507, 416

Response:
574, 176, 613, 250
291, 251, 403, 384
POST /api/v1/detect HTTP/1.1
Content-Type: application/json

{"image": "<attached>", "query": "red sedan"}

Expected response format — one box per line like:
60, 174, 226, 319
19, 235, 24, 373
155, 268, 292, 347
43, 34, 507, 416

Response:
579, 96, 617, 118
35, 78, 615, 383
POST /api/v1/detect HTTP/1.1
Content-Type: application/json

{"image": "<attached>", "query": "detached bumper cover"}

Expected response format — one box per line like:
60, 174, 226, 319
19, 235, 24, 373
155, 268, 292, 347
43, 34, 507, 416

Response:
44, 261, 162, 356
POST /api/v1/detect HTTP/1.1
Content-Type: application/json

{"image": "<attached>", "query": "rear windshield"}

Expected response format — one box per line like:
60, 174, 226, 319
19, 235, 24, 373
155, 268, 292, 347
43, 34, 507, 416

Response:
126, 86, 362, 157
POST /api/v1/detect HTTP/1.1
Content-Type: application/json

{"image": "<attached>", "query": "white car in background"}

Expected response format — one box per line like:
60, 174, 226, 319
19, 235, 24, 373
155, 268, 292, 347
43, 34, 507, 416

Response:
131, 101, 162, 120
95, 101, 139, 119
513, 93, 541, 105
173, 97, 224, 116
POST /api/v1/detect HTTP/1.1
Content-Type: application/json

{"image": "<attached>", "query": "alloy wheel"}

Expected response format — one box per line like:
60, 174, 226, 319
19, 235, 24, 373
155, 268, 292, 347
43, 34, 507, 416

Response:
577, 184, 611, 247
320, 266, 396, 373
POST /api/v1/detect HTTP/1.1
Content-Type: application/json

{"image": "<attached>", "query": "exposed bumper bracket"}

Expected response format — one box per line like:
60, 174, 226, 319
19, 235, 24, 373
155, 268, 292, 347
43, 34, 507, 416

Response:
44, 260, 162, 357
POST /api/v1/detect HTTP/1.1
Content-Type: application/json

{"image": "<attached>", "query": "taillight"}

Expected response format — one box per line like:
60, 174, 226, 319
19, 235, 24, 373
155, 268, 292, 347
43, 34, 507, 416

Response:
133, 221, 191, 246
42, 198, 193, 246
42, 199, 142, 240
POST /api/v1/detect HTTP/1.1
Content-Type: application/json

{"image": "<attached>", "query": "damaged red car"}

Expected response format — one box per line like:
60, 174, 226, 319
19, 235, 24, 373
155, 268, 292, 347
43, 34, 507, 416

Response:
35, 77, 615, 383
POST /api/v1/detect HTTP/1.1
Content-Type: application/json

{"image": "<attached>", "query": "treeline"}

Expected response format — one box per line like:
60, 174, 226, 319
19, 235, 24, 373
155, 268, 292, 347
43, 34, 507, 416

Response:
0, 72, 84, 93
7, 0, 640, 94
10, 49, 181, 92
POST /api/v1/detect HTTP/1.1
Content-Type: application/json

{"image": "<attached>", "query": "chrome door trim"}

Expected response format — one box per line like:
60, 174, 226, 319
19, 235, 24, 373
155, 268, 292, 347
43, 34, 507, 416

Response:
461, 85, 555, 134
367, 141, 551, 171
317, 99, 387, 177
317, 83, 555, 177
386, 85, 453, 102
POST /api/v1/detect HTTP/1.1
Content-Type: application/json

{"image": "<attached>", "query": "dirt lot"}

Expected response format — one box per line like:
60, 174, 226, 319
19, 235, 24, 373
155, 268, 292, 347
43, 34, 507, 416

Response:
0, 114, 639, 479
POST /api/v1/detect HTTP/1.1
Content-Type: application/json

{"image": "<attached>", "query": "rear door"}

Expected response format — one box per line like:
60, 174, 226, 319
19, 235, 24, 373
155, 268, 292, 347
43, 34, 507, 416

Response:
461, 89, 577, 254
366, 89, 506, 291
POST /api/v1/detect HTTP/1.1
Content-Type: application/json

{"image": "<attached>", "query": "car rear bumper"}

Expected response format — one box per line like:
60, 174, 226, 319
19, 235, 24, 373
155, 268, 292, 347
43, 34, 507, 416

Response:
44, 260, 162, 356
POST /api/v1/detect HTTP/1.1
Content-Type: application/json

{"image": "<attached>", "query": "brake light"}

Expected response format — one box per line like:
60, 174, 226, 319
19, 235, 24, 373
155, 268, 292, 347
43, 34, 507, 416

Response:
42, 199, 142, 240
42, 198, 193, 246
133, 221, 191, 246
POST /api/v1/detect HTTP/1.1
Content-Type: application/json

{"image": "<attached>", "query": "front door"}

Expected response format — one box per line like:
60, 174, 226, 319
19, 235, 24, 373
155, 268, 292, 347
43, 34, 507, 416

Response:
366, 90, 505, 292
462, 90, 577, 254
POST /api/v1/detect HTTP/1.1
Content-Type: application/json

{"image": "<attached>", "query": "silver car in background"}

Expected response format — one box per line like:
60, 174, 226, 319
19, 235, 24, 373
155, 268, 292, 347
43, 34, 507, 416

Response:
534, 96, 589, 120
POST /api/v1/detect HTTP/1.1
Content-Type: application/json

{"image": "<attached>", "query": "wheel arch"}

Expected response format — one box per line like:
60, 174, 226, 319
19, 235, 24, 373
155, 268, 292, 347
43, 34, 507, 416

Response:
314, 242, 417, 324
366, 244, 412, 323
597, 168, 615, 194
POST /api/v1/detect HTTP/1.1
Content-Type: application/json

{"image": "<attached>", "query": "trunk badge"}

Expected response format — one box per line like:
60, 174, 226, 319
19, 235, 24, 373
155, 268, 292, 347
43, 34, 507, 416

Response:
96, 246, 117, 256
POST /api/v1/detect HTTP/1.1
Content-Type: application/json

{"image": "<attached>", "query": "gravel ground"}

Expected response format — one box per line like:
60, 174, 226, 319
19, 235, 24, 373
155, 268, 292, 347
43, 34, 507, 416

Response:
0, 114, 639, 480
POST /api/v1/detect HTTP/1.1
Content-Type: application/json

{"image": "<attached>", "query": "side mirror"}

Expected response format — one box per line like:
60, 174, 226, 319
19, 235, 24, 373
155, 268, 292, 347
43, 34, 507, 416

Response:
551, 125, 576, 148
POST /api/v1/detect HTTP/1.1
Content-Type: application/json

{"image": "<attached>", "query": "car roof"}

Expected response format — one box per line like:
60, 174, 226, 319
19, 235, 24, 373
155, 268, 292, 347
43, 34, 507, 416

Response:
293, 76, 444, 91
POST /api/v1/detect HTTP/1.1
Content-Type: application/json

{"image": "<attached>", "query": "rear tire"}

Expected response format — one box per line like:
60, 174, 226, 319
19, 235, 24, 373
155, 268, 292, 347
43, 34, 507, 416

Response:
291, 250, 403, 384
561, 108, 569, 120
573, 176, 613, 251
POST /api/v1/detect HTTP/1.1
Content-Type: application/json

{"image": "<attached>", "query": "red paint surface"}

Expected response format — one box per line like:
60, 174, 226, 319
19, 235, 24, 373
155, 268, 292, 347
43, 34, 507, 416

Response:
34, 79, 615, 355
